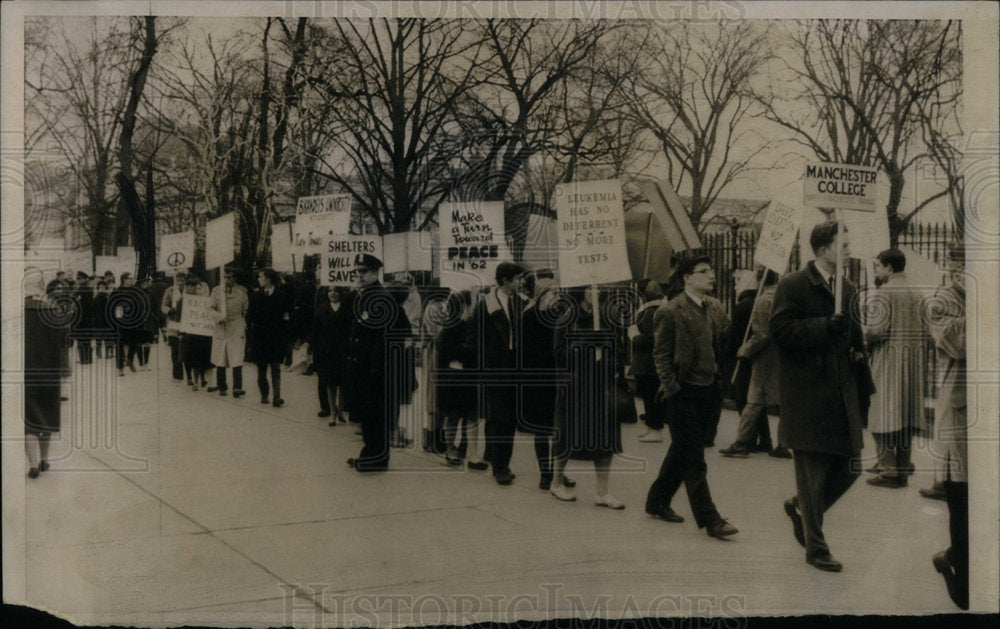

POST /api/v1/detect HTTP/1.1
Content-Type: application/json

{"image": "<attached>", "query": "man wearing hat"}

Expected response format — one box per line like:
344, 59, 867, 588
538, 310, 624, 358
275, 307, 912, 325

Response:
344, 253, 401, 472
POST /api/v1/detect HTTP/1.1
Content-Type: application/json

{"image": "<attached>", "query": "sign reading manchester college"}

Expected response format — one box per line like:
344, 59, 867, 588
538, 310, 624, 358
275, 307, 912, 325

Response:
803, 162, 878, 212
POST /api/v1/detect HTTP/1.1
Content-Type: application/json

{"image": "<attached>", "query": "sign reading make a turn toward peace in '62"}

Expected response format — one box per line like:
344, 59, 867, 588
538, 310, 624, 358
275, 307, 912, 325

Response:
803, 162, 878, 212
554, 179, 632, 287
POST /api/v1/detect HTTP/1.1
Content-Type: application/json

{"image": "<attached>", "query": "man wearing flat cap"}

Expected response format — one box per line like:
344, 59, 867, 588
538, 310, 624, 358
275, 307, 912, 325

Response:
344, 254, 406, 472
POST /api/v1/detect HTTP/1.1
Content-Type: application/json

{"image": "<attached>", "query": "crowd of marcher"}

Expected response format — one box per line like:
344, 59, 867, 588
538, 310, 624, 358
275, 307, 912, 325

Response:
21, 221, 971, 609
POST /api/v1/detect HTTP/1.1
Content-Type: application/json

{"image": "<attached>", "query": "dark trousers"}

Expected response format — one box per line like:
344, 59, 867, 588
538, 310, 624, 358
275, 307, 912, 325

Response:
873, 429, 913, 477
168, 336, 183, 380
486, 420, 516, 475
791, 450, 860, 558
317, 374, 338, 414
637, 374, 665, 430
77, 341, 93, 365
534, 434, 552, 482
945, 480, 969, 602
256, 362, 281, 401
645, 383, 722, 528
116, 335, 137, 370
216, 366, 242, 392
356, 405, 390, 470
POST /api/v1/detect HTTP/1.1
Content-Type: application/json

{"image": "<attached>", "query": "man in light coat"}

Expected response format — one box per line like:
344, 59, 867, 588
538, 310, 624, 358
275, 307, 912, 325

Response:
926, 244, 968, 610
209, 267, 249, 397
863, 248, 928, 488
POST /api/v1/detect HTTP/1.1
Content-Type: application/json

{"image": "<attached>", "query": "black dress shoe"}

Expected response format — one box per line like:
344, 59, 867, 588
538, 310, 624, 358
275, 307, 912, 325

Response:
754, 442, 773, 453
646, 505, 685, 523
272, 399, 284, 408
719, 444, 751, 458
706, 519, 738, 539
784, 499, 805, 548
807, 553, 843, 572
919, 486, 947, 501
261, 397, 269, 404
207, 386, 219, 393
768, 446, 793, 459
539, 477, 552, 491
933, 550, 969, 610
39, 461, 50, 472
28, 467, 40, 479
467, 460, 489, 471
867, 475, 907, 488
561, 475, 575, 488
318, 410, 331, 418
494, 470, 513, 486
232, 389, 245, 398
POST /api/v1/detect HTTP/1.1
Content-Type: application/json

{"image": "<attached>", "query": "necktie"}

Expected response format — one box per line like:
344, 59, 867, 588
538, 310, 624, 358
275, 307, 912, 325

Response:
506, 295, 515, 350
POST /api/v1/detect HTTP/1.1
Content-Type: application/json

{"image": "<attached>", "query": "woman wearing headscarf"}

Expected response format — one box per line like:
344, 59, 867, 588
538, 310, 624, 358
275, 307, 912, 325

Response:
23, 268, 64, 478
309, 285, 354, 421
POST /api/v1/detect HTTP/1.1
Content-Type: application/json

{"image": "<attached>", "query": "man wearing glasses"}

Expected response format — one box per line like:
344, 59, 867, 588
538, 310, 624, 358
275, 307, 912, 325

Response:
645, 255, 739, 540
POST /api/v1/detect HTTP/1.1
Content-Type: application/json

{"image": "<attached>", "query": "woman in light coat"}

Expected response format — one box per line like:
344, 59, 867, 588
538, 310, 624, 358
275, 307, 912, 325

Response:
209, 267, 249, 397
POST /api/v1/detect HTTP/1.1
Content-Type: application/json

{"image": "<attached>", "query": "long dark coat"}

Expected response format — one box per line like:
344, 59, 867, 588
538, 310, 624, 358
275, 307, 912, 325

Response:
769, 261, 875, 457
434, 317, 478, 419
517, 293, 559, 436
246, 287, 292, 364
343, 282, 410, 415
25, 297, 63, 435
468, 288, 523, 426
309, 294, 355, 384
71, 286, 96, 341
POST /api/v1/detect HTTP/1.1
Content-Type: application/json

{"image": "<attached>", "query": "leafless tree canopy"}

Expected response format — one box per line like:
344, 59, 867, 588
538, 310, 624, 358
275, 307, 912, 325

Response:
25, 17, 963, 267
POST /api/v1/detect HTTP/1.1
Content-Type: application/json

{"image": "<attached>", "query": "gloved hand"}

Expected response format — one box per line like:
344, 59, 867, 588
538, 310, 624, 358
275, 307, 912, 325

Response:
827, 313, 849, 336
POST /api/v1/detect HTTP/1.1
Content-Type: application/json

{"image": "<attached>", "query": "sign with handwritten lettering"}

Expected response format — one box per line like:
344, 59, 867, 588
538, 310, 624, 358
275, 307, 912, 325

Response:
754, 201, 804, 273
554, 179, 631, 287
320, 235, 383, 287
438, 201, 512, 291
174, 294, 218, 336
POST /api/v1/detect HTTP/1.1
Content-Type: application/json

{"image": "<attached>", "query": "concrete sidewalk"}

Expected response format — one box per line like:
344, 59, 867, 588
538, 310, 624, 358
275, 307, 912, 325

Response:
19, 344, 956, 626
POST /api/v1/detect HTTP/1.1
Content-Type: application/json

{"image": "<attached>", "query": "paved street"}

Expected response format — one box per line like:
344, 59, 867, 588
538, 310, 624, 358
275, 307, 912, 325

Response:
20, 343, 958, 626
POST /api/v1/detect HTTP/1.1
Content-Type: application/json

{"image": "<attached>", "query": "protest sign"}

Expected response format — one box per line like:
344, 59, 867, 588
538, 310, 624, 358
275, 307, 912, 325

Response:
522, 213, 558, 272
270, 222, 295, 273
205, 213, 235, 269
117, 246, 137, 272
554, 179, 632, 287
438, 201, 511, 291
383, 232, 432, 274
295, 194, 352, 253
159, 231, 195, 272
804, 162, 878, 212
94, 256, 119, 277
172, 294, 217, 336
754, 201, 804, 273
320, 234, 383, 287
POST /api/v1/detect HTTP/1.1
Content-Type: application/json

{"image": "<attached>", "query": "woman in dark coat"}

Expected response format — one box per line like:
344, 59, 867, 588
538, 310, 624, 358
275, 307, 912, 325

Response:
179, 276, 212, 389
24, 273, 63, 478
434, 289, 477, 466
549, 286, 625, 510
309, 286, 354, 421
247, 268, 292, 407
518, 272, 560, 489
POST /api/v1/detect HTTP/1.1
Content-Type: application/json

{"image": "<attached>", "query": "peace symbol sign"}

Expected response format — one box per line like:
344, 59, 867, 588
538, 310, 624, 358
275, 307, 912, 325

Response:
167, 252, 186, 267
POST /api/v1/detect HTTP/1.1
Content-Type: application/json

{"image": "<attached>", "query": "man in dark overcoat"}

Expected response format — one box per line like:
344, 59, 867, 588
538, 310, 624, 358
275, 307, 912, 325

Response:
770, 220, 875, 573
344, 254, 404, 472
468, 261, 524, 486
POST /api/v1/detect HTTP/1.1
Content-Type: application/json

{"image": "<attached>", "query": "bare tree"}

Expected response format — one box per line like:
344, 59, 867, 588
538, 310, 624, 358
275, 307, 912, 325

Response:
757, 20, 962, 240
452, 19, 617, 205
625, 20, 772, 233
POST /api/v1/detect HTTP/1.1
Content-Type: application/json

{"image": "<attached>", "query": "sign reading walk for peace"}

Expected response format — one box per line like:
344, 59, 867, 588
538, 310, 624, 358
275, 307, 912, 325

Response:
803, 162, 878, 212
320, 235, 383, 287
439, 201, 512, 291
554, 179, 632, 287
754, 201, 803, 273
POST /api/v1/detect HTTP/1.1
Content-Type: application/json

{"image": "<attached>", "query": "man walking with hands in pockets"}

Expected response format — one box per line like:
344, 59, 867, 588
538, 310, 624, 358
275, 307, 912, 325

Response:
770, 221, 875, 572
644, 255, 739, 540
